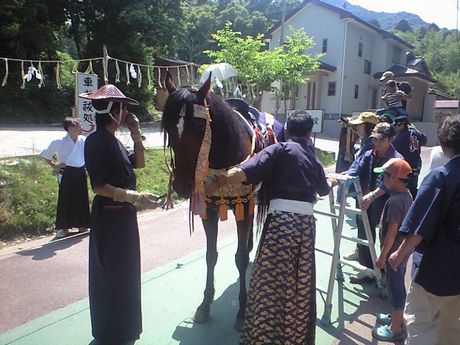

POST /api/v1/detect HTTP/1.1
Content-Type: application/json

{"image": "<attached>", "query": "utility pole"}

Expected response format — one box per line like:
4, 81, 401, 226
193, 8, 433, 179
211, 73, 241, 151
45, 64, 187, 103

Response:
275, 0, 287, 120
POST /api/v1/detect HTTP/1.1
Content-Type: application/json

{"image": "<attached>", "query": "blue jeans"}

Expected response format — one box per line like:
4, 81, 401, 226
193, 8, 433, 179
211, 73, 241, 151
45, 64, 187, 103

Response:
385, 258, 408, 310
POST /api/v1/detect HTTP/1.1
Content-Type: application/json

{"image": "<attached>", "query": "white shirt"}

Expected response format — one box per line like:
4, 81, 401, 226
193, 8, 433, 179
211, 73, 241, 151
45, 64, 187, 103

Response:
40, 134, 86, 168
429, 146, 450, 170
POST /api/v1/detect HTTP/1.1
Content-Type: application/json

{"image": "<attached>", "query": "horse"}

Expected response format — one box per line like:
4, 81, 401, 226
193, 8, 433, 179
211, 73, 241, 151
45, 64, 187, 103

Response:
162, 71, 261, 331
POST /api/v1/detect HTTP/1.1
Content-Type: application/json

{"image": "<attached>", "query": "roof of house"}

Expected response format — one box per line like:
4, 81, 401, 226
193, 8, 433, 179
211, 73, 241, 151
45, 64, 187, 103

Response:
155, 57, 200, 67
374, 65, 436, 83
319, 61, 336, 71
435, 100, 459, 109
267, 0, 413, 49
428, 88, 451, 99
406, 52, 431, 76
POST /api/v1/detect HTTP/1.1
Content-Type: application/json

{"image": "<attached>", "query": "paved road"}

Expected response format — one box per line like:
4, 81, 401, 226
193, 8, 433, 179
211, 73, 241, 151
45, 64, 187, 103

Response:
0, 124, 340, 158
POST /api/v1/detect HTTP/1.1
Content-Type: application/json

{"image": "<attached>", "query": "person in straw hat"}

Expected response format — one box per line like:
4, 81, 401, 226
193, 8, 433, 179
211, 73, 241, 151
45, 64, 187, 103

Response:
80, 84, 159, 345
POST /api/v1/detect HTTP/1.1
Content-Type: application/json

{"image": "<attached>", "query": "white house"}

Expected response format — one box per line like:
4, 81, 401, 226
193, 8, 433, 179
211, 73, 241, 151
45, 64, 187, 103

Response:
262, 0, 437, 141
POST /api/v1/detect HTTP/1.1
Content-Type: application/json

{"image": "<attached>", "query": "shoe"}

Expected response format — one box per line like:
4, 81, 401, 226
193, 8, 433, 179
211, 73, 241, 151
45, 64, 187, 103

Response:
377, 313, 392, 325
55, 229, 69, 238
372, 324, 404, 341
349, 268, 375, 284
343, 248, 359, 261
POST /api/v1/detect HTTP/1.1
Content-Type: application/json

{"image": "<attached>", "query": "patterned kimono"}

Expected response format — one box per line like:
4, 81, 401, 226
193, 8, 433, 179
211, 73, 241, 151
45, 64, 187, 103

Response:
239, 138, 330, 345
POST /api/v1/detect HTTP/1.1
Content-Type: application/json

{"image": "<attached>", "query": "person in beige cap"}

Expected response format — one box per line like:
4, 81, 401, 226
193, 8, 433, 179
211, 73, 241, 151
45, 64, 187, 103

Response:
80, 84, 159, 345
345, 123, 403, 281
348, 112, 377, 160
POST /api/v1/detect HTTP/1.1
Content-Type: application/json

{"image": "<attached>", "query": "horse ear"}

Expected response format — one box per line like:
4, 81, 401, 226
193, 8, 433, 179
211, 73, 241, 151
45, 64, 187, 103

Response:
165, 71, 176, 94
197, 72, 212, 100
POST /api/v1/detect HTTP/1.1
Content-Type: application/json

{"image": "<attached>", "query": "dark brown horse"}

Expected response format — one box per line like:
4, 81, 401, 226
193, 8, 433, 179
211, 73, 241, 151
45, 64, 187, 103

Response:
162, 71, 256, 330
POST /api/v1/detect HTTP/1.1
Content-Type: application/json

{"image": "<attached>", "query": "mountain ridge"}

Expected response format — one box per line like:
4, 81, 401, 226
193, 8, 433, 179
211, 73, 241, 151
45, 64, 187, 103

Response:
319, 0, 435, 31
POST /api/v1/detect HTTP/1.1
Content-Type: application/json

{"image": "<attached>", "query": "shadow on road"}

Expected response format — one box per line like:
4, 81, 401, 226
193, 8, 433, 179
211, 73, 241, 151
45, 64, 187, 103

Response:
172, 278, 242, 345
18, 234, 86, 260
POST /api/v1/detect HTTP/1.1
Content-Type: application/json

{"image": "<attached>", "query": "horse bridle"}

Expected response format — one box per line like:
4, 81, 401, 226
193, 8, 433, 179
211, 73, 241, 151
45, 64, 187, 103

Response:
163, 99, 212, 218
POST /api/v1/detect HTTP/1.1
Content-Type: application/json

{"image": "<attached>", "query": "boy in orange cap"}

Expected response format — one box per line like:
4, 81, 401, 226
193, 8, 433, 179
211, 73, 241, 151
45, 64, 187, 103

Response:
372, 158, 413, 341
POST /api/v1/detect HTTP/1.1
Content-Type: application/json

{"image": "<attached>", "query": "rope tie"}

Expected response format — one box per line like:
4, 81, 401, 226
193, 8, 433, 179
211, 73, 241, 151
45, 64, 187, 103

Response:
20, 61, 26, 89
137, 64, 142, 87
37, 61, 44, 88
125, 62, 130, 85
115, 60, 120, 82
157, 67, 163, 88
84, 60, 94, 74
1, 58, 8, 87
55, 61, 62, 89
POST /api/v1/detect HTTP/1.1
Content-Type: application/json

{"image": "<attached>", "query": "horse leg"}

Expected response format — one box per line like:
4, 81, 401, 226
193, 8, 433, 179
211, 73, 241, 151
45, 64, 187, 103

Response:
234, 214, 253, 331
194, 206, 219, 324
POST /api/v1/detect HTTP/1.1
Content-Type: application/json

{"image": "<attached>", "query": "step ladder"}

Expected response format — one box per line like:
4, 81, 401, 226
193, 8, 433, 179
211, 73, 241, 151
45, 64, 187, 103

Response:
314, 174, 386, 326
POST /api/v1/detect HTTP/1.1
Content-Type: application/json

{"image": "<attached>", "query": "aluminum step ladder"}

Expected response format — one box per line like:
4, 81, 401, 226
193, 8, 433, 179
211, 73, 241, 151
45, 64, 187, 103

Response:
314, 174, 386, 326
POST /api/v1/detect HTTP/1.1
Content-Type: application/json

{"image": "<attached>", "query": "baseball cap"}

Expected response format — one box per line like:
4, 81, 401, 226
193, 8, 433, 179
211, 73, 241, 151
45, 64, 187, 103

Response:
393, 115, 409, 125
373, 158, 412, 179
370, 122, 395, 139
377, 112, 396, 125
348, 112, 378, 125
379, 71, 395, 81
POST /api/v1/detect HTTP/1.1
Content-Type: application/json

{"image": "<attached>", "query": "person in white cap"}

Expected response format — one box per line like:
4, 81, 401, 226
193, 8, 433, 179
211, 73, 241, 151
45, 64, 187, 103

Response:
377, 71, 412, 113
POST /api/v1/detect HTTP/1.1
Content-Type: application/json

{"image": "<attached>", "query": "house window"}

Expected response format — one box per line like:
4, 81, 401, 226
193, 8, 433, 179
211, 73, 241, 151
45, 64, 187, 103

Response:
358, 42, 363, 57
354, 84, 359, 99
371, 88, 378, 109
328, 82, 336, 96
364, 60, 371, 74
393, 46, 402, 64
322, 39, 328, 53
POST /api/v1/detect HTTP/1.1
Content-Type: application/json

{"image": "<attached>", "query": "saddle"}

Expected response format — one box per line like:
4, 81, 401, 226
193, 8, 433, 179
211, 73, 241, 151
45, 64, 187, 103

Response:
226, 98, 277, 152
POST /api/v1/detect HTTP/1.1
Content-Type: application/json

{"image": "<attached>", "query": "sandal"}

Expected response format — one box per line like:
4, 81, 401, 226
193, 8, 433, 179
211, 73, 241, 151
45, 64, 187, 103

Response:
372, 324, 404, 342
377, 313, 392, 325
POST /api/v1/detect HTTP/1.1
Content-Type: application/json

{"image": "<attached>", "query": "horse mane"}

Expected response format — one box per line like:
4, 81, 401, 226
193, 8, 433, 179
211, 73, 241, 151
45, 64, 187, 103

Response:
206, 92, 252, 169
162, 87, 252, 170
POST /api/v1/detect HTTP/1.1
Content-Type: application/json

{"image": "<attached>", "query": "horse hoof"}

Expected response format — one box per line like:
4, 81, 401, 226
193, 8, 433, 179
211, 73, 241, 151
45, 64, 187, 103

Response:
193, 307, 210, 324
234, 316, 244, 332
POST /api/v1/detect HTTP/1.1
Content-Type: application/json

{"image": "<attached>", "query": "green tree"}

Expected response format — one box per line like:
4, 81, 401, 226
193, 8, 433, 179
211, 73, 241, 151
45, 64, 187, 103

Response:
394, 19, 412, 32
204, 23, 321, 108
276, 27, 321, 114
177, 1, 218, 63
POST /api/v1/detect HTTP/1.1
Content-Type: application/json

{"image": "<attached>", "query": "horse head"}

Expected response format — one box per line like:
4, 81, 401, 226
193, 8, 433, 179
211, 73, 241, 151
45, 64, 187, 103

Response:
162, 71, 212, 198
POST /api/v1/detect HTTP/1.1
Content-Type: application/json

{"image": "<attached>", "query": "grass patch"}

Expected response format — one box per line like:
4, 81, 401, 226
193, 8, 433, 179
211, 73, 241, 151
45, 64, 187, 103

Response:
0, 147, 334, 244
314, 147, 335, 167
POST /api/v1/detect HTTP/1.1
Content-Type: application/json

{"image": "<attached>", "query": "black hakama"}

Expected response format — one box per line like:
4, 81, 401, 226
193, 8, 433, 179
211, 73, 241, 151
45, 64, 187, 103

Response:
84, 128, 142, 344
55, 166, 90, 229
88, 198, 142, 344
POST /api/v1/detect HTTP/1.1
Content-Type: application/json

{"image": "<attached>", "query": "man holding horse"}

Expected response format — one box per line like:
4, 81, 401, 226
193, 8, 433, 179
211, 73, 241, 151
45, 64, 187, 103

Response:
207, 110, 332, 345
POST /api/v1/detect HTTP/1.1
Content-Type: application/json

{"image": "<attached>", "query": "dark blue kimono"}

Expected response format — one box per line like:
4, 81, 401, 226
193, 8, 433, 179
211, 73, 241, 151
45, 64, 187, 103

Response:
84, 128, 142, 344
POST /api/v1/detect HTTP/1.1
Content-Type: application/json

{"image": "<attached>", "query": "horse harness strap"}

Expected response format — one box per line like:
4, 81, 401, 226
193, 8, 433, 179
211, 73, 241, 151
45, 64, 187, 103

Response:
163, 128, 175, 210
191, 102, 255, 222
190, 101, 212, 220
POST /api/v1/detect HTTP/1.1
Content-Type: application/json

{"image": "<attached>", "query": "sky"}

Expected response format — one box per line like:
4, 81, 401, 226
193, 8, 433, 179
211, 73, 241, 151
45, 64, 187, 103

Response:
347, 0, 459, 30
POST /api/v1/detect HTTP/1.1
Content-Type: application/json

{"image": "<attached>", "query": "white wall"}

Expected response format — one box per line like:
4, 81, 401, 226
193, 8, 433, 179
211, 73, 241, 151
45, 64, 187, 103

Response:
264, 2, 413, 119
268, 3, 346, 115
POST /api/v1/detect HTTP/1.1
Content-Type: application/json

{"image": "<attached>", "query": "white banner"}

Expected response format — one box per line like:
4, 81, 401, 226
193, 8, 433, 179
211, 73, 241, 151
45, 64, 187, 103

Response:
75, 73, 98, 135
306, 109, 324, 133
